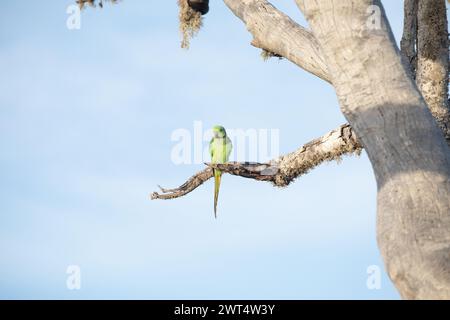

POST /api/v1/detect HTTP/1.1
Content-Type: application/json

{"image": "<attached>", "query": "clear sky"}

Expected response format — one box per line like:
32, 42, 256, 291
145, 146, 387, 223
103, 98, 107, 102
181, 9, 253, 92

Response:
0, 0, 423, 299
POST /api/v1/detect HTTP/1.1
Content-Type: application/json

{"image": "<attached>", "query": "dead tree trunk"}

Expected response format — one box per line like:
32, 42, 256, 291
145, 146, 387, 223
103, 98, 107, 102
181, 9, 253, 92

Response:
296, 0, 450, 299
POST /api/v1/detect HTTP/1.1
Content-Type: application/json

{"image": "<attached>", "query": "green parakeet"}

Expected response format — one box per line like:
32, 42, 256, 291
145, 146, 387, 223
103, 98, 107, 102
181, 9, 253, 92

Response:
209, 125, 232, 218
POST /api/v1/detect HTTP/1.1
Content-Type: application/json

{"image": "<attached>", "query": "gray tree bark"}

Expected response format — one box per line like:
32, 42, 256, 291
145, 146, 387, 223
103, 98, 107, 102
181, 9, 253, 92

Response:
296, 0, 450, 299
400, 0, 417, 76
222, 0, 330, 83
416, 0, 450, 142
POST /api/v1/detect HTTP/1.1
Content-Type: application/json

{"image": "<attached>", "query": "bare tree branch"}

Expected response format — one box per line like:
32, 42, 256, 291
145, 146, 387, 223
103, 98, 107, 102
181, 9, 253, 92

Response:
223, 0, 331, 83
151, 168, 214, 200
151, 124, 362, 200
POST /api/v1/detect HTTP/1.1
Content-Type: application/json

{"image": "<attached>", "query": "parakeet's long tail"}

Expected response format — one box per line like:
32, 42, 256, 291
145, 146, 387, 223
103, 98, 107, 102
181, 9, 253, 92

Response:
213, 169, 222, 218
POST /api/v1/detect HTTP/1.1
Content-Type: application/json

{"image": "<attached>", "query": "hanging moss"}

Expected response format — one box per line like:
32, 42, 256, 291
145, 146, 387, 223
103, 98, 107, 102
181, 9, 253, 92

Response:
178, 0, 203, 49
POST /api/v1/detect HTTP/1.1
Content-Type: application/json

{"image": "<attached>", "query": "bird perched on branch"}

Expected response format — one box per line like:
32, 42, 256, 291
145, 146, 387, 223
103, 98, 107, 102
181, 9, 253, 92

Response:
209, 125, 232, 218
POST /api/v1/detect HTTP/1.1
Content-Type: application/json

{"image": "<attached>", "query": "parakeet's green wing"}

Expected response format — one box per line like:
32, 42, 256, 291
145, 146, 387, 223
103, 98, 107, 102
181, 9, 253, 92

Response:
209, 138, 215, 159
209, 135, 233, 218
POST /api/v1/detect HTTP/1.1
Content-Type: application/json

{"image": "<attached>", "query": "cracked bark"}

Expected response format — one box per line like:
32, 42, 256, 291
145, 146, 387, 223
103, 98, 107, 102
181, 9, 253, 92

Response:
400, 0, 418, 77
416, 0, 450, 142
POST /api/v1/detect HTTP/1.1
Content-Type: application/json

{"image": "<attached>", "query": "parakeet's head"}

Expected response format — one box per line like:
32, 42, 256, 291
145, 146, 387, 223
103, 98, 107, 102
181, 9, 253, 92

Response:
212, 125, 227, 138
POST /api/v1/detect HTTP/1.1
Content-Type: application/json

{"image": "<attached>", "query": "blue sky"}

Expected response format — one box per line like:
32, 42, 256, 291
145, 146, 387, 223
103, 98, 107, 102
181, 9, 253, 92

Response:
0, 0, 421, 299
